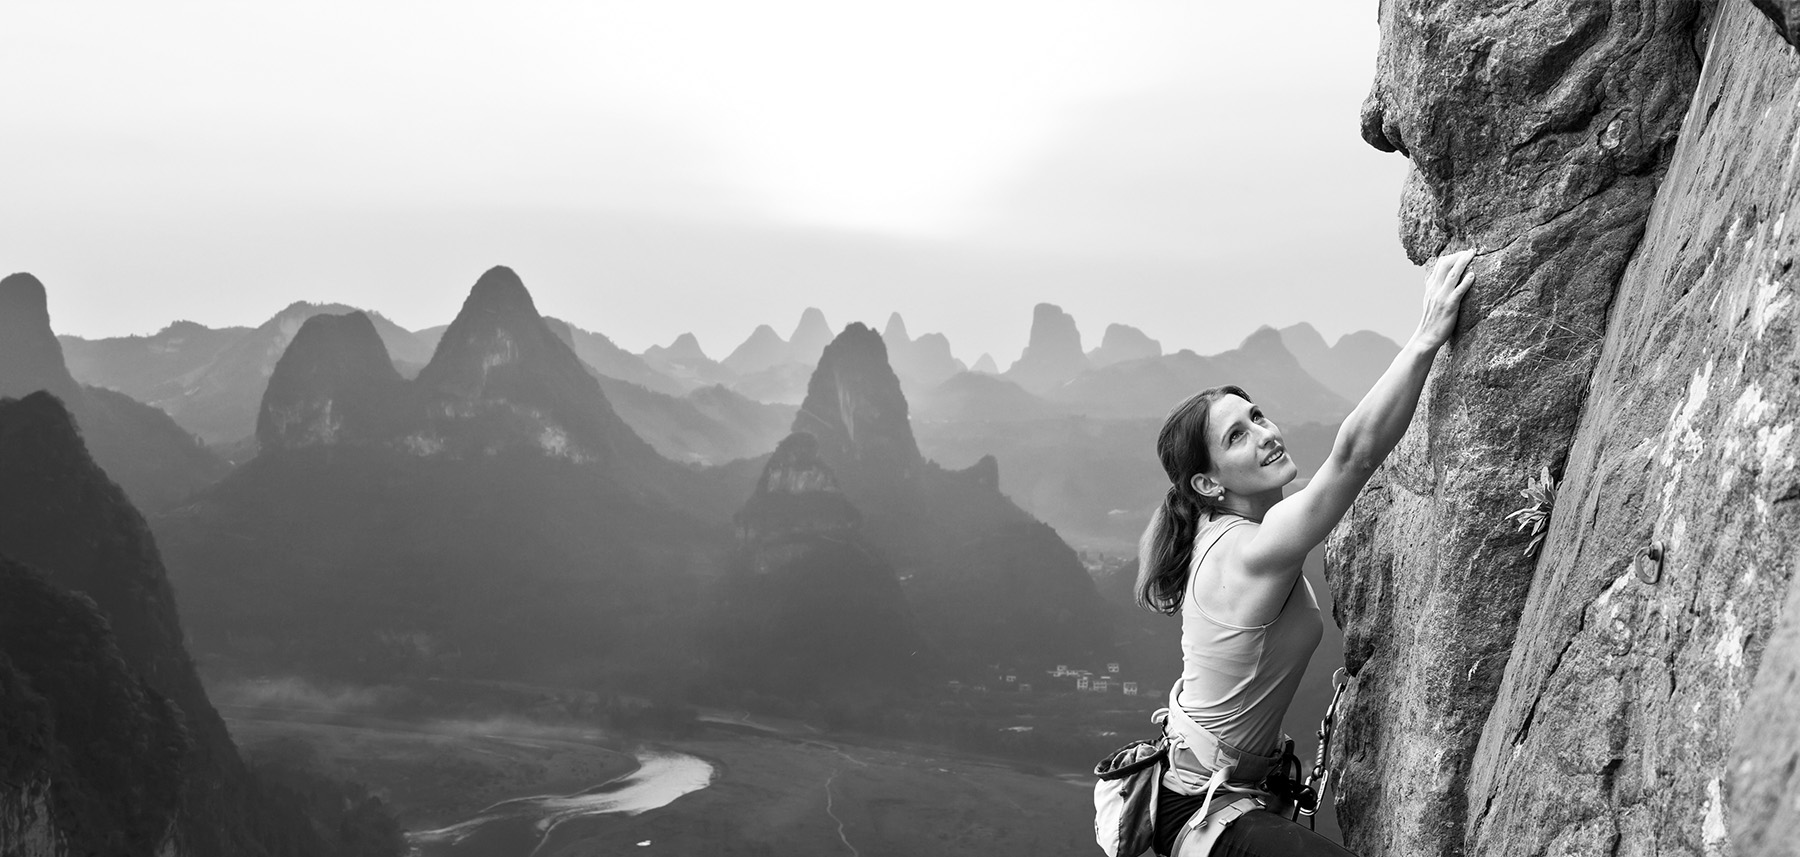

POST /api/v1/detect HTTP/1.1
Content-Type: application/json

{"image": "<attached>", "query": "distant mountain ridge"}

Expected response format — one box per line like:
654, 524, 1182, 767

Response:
1277, 322, 1402, 401
59, 299, 432, 445
1, 273, 228, 512
789, 323, 1107, 664
258, 267, 668, 478
1053, 326, 1355, 423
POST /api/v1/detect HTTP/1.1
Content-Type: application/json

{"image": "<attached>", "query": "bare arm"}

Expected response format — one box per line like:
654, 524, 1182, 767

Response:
1239, 248, 1477, 576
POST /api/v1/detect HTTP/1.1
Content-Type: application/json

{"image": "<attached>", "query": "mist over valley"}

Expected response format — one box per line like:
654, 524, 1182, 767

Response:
5, 266, 1391, 853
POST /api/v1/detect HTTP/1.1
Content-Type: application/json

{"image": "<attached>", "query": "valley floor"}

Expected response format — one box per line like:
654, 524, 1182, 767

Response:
225, 702, 1100, 857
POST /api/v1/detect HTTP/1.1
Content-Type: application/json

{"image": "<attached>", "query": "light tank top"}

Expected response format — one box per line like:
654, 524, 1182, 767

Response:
1177, 513, 1323, 757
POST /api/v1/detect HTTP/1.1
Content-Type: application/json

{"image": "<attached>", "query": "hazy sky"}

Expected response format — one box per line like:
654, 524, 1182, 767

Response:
4, 1, 1419, 365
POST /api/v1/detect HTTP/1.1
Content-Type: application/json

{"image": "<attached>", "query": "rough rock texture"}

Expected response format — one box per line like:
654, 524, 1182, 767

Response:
1088, 323, 1162, 369
1005, 303, 1089, 395
1326, 1, 1707, 855
1460, 6, 1800, 857
1749, 0, 1800, 45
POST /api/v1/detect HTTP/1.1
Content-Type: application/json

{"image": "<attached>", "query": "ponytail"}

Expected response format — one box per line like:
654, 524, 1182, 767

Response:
1133, 384, 1251, 615
1136, 486, 1207, 613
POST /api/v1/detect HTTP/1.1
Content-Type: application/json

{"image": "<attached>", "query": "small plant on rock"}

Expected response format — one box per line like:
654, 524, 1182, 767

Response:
1505, 466, 1558, 558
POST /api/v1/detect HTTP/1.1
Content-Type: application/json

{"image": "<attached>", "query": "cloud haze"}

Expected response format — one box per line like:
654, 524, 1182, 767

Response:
3, 0, 1421, 363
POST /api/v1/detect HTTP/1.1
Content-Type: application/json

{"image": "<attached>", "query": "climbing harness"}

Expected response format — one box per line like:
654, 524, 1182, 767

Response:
1292, 667, 1351, 828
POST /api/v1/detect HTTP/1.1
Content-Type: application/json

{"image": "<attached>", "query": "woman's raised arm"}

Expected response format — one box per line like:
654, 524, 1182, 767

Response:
1238, 248, 1477, 576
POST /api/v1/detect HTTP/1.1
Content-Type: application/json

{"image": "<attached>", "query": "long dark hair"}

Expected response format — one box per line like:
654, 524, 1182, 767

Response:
1135, 385, 1251, 614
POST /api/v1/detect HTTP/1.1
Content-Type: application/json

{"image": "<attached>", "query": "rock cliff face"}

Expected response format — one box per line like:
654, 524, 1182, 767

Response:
1327, 3, 1800, 857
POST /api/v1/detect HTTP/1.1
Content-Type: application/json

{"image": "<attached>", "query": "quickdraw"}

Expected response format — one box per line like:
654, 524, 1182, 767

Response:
1292, 667, 1350, 828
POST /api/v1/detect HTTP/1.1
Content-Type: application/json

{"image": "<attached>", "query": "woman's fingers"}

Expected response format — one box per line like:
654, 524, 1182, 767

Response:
1426, 248, 1477, 301
1446, 248, 1475, 287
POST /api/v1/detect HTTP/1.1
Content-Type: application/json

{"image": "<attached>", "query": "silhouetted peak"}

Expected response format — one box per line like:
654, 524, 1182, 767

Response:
1336, 329, 1401, 352
1027, 303, 1081, 350
1277, 322, 1331, 368
158, 319, 214, 336
465, 265, 537, 316
662, 332, 709, 362
789, 308, 833, 364
883, 312, 911, 344
1004, 303, 1088, 394
0, 391, 83, 449
972, 353, 999, 374
723, 325, 788, 374
1090, 323, 1162, 368
0, 273, 81, 404
0, 272, 49, 325
1238, 325, 1292, 358
795, 324, 921, 474
258, 313, 404, 449
1279, 321, 1327, 347
418, 266, 576, 397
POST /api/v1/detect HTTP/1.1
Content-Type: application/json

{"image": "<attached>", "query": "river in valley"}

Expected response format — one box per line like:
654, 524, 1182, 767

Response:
408, 750, 715, 857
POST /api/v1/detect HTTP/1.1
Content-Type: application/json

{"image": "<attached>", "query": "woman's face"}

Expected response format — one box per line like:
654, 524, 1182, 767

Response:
1193, 394, 1298, 499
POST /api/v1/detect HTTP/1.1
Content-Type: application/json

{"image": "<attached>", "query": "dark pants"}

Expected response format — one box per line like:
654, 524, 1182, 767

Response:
1206, 810, 1355, 857
1157, 792, 1355, 857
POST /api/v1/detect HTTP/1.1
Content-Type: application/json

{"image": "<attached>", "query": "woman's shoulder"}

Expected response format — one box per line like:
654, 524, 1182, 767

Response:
1189, 513, 1257, 562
